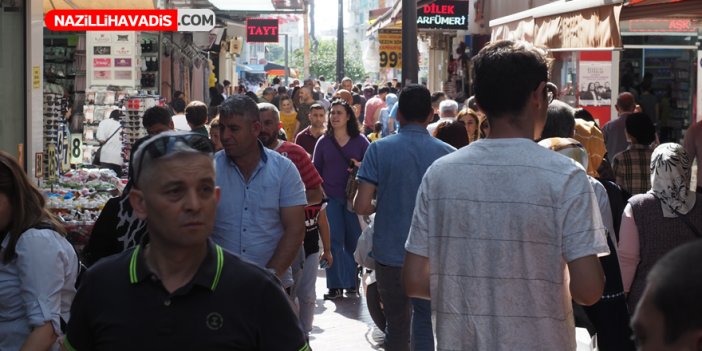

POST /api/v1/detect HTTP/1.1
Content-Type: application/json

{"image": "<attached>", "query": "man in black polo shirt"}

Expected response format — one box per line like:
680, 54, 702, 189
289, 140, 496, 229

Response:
64, 131, 309, 351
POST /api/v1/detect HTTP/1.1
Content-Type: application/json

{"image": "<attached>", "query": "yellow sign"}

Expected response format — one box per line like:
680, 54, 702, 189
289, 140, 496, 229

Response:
32, 66, 41, 89
378, 30, 402, 69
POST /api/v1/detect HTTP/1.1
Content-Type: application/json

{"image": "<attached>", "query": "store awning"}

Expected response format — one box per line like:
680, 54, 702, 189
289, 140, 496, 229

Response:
43, 0, 155, 13
621, 0, 702, 20
490, 0, 624, 50
367, 0, 438, 35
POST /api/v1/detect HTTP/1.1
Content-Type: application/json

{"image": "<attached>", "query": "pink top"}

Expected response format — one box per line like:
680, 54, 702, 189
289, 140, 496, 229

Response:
617, 203, 640, 293
683, 120, 702, 185
363, 96, 386, 129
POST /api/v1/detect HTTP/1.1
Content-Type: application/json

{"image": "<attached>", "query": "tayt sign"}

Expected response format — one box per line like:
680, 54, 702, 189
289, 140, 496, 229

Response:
246, 18, 279, 43
417, 0, 469, 30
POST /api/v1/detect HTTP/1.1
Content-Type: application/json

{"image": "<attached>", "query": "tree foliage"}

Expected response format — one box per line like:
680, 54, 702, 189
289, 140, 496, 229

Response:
292, 38, 367, 82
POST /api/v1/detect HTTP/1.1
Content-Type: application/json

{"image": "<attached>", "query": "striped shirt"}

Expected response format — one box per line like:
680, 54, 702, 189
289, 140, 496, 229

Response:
405, 138, 609, 351
612, 144, 653, 196
276, 141, 323, 190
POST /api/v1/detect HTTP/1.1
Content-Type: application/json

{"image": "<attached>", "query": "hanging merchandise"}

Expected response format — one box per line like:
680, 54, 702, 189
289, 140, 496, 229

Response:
122, 94, 166, 176
43, 93, 71, 181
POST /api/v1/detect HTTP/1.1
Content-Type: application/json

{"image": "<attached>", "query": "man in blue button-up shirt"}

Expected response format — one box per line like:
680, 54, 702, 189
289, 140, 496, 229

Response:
354, 84, 455, 351
212, 95, 307, 289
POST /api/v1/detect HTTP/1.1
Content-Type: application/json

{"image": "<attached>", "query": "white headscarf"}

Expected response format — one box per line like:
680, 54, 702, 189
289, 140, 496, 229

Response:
649, 143, 696, 218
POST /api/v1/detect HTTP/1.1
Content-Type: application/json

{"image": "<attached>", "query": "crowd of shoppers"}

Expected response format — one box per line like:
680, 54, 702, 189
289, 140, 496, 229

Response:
2, 38, 702, 350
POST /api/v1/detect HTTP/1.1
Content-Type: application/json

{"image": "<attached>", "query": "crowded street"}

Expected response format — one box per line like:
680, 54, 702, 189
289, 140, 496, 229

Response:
2, 0, 702, 350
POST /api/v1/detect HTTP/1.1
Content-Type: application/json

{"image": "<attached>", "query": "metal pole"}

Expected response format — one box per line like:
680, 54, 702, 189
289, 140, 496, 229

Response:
336, 0, 344, 82
284, 34, 289, 86
401, 0, 418, 85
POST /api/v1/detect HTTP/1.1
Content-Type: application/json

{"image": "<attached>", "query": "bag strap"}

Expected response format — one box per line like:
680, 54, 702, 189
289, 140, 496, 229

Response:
101, 126, 122, 146
329, 135, 352, 166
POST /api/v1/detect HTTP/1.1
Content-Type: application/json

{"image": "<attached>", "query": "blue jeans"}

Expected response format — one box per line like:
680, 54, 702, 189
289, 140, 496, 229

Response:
411, 298, 434, 351
325, 196, 362, 289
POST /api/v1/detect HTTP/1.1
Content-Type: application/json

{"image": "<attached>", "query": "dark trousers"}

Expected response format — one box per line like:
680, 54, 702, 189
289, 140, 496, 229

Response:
697, 186, 702, 193
375, 263, 411, 351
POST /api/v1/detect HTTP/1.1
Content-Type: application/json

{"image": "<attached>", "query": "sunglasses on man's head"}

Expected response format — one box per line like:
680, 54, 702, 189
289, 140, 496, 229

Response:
134, 133, 214, 184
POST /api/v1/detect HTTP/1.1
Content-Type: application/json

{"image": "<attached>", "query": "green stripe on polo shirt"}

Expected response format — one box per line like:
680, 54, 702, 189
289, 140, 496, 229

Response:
129, 245, 141, 284
210, 245, 224, 291
63, 337, 78, 351
299, 343, 311, 351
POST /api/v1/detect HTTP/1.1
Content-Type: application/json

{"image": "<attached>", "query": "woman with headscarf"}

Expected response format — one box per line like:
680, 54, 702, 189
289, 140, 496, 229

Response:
539, 137, 636, 351
618, 143, 702, 312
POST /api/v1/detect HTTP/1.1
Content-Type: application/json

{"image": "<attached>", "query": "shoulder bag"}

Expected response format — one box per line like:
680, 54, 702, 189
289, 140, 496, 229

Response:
93, 126, 122, 165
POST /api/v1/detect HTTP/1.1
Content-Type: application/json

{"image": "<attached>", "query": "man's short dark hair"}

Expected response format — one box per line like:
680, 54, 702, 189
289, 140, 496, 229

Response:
378, 86, 390, 95
277, 86, 288, 95
541, 100, 576, 139
171, 98, 186, 113
219, 94, 260, 122
185, 101, 208, 126
574, 108, 596, 124
472, 40, 549, 119
309, 103, 326, 113
272, 77, 281, 85
223, 80, 231, 87
645, 241, 702, 343
142, 106, 172, 129
398, 84, 433, 123
262, 87, 276, 97
625, 112, 656, 145
431, 91, 446, 108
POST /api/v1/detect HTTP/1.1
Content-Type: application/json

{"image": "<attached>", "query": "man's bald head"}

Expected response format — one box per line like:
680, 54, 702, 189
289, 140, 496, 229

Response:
616, 92, 636, 114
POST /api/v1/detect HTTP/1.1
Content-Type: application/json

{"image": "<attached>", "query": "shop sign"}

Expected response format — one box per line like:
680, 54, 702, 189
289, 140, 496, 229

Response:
70, 134, 83, 165
44, 9, 215, 32
246, 18, 279, 43
58, 126, 71, 173
379, 30, 402, 69
628, 19, 696, 33
417, 0, 469, 30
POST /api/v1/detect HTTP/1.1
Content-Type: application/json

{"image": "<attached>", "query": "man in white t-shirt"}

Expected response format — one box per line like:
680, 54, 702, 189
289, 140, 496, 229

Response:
170, 98, 190, 131
95, 109, 123, 175
426, 99, 458, 135
403, 40, 610, 350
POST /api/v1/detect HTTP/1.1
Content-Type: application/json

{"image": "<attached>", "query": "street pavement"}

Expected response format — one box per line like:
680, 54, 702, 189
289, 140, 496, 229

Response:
308, 269, 385, 350
306, 269, 596, 351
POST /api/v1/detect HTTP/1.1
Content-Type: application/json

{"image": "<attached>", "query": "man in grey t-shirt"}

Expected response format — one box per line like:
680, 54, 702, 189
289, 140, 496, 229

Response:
403, 40, 609, 350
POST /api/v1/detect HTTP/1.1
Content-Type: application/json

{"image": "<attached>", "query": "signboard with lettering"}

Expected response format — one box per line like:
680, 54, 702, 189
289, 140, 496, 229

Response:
417, 0, 469, 30
70, 133, 83, 165
246, 18, 279, 43
379, 30, 402, 69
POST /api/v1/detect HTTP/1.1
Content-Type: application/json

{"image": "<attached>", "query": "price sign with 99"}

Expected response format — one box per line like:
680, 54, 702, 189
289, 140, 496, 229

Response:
380, 51, 400, 68
378, 30, 402, 69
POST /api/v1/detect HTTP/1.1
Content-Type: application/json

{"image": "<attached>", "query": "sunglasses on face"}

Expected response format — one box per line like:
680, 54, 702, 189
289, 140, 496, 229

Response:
134, 133, 214, 184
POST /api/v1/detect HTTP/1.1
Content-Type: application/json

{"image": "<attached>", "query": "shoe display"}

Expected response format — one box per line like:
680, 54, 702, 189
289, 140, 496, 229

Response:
323, 289, 343, 300
346, 288, 358, 296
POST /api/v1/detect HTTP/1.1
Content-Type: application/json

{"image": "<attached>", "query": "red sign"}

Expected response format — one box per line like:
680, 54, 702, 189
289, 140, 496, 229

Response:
45, 10, 177, 31
246, 18, 279, 43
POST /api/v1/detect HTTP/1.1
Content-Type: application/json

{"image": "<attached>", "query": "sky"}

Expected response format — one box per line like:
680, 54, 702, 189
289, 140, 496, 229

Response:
312, 0, 341, 32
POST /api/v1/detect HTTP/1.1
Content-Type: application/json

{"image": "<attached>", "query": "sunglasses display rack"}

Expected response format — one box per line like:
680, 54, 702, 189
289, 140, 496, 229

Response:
43, 93, 69, 181
82, 88, 130, 164
122, 95, 165, 176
